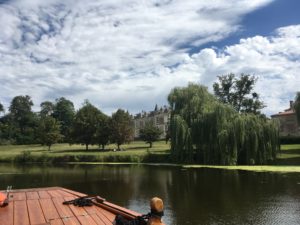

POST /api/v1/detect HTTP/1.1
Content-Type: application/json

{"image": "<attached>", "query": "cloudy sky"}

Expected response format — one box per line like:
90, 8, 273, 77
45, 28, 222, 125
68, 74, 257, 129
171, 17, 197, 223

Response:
0, 0, 299, 115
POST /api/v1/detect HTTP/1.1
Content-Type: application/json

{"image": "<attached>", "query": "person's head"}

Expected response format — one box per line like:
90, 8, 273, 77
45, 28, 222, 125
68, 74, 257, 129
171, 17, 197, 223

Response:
150, 197, 164, 214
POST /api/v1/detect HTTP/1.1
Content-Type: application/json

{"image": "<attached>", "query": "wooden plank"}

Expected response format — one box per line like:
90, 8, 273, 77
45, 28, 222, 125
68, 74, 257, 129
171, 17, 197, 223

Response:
76, 215, 98, 225
52, 197, 74, 219
26, 191, 39, 200
14, 200, 30, 225
40, 198, 60, 222
64, 197, 88, 217
90, 214, 107, 225
83, 205, 99, 215
27, 199, 46, 225
96, 207, 115, 224
61, 188, 86, 197
56, 189, 75, 198
39, 190, 51, 199
12, 192, 26, 201
62, 217, 81, 225
50, 218, 64, 225
48, 190, 63, 198
0, 200, 14, 225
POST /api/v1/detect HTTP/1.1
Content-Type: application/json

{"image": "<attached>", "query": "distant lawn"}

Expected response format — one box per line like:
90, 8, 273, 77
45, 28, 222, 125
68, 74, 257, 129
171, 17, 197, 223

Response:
0, 141, 170, 162
0, 141, 299, 166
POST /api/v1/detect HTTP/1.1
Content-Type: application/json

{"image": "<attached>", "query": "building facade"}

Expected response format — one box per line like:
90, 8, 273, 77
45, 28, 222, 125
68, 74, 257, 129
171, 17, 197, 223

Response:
271, 101, 300, 136
133, 106, 170, 139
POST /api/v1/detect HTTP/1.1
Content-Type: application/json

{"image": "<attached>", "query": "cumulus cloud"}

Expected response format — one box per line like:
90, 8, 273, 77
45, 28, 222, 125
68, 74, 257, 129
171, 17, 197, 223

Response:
1, 0, 298, 115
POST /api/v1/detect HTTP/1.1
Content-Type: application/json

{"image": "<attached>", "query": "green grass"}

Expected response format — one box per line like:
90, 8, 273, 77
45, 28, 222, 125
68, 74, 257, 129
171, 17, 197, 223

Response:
182, 165, 300, 173
276, 144, 300, 165
0, 141, 171, 163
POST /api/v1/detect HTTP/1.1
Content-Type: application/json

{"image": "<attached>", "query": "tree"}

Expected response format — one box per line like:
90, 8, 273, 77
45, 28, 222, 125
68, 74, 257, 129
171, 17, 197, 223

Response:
37, 116, 63, 150
168, 83, 279, 165
294, 92, 300, 123
95, 114, 111, 150
139, 122, 162, 148
40, 101, 54, 117
9, 95, 38, 144
71, 101, 101, 150
0, 102, 3, 113
111, 109, 133, 150
213, 73, 265, 114
52, 97, 75, 142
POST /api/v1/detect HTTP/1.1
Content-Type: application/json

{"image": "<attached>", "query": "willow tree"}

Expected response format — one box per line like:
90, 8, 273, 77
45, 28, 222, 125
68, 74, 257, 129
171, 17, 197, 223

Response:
168, 83, 279, 165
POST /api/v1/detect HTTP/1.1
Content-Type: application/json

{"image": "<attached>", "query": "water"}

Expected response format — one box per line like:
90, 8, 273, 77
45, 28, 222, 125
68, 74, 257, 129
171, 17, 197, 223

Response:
0, 164, 300, 225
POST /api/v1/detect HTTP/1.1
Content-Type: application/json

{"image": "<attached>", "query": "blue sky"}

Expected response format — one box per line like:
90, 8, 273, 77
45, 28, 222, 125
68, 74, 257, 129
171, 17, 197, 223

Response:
0, 0, 299, 115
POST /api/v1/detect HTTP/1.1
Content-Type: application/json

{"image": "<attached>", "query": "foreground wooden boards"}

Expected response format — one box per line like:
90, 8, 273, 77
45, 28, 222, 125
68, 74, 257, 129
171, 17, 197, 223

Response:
0, 187, 139, 225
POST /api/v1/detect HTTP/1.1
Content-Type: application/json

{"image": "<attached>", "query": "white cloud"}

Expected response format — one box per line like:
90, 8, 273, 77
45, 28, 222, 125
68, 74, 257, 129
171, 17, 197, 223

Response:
1, 0, 298, 116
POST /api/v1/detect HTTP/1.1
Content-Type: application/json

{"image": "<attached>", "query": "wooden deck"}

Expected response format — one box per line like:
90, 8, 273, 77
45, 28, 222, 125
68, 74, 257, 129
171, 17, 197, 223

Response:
0, 187, 140, 225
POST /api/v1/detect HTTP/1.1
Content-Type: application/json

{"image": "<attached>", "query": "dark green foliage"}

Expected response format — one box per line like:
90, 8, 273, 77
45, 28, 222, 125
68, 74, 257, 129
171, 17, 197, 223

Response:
111, 109, 134, 150
168, 83, 279, 165
37, 116, 63, 150
40, 101, 54, 117
71, 101, 102, 150
213, 73, 265, 114
95, 112, 110, 150
52, 97, 75, 142
8, 95, 38, 144
294, 92, 300, 123
0, 102, 3, 113
139, 122, 162, 148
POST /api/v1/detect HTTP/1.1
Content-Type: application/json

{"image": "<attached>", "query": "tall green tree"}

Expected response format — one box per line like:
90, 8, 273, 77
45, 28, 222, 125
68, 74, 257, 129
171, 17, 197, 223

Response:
71, 101, 101, 150
168, 83, 279, 165
95, 114, 111, 150
40, 101, 54, 117
9, 95, 38, 144
53, 97, 75, 142
0, 102, 3, 113
37, 116, 63, 151
294, 92, 300, 123
139, 122, 162, 148
213, 73, 265, 114
111, 109, 133, 150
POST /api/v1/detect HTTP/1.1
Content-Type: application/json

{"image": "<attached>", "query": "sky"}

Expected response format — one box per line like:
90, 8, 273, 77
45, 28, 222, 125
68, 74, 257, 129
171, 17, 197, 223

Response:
0, 0, 300, 116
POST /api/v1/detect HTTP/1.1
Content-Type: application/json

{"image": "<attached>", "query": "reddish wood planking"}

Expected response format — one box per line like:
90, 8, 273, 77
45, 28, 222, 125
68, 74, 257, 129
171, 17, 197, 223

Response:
0, 187, 140, 225
27, 199, 46, 225
14, 200, 30, 225
40, 198, 60, 222
0, 200, 14, 225
26, 192, 40, 200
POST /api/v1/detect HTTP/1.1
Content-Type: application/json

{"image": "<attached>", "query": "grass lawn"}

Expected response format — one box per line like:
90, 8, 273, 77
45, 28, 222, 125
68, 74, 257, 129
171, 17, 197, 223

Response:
0, 140, 170, 162
276, 144, 300, 165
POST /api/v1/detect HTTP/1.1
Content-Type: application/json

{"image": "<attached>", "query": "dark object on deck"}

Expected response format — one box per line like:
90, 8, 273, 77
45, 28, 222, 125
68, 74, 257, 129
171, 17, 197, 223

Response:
114, 214, 148, 225
63, 196, 94, 206
114, 196, 166, 225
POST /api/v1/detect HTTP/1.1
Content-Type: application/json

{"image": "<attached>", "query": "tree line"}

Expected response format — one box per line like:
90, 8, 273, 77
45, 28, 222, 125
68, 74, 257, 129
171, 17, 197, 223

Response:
0, 97, 134, 150
1, 73, 295, 165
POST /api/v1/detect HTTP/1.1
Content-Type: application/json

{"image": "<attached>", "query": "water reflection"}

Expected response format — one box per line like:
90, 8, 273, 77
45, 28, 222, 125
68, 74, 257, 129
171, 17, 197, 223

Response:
0, 164, 299, 225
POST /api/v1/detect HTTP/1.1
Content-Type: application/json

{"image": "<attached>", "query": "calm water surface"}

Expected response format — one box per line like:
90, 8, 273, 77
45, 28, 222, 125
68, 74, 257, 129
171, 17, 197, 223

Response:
0, 164, 300, 225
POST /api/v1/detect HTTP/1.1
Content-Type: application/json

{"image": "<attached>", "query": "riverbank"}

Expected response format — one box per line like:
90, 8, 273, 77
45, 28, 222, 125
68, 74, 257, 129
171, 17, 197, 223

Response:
0, 142, 300, 172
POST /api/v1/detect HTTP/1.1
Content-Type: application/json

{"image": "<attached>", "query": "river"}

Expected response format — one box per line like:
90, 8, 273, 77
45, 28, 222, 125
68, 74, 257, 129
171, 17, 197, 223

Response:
0, 164, 299, 225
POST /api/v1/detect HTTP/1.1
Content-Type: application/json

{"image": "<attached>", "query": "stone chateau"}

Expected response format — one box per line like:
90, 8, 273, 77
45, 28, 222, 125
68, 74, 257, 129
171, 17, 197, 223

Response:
133, 105, 170, 139
271, 101, 300, 136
